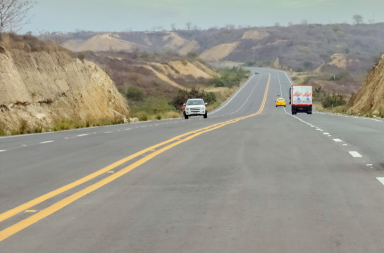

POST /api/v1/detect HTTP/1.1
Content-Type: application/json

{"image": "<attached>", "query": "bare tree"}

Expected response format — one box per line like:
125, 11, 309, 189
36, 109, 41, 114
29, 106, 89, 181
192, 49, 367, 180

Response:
225, 24, 235, 30
352, 14, 363, 25
171, 23, 176, 31
0, 0, 36, 33
288, 22, 293, 27
301, 19, 308, 25
186, 22, 192, 30
274, 22, 280, 27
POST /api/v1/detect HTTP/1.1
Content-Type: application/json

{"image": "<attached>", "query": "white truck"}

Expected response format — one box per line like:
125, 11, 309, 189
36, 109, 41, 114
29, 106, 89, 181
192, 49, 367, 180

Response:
289, 85, 313, 115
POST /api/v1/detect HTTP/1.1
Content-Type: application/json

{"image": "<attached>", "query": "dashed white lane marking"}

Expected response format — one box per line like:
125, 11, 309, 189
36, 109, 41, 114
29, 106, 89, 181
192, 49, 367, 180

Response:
333, 139, 342, 142
0, 150, 5, 152
105, 132, 112, 133
349, 151, 362, 158
125, 128, 131, 130
328, 135, 331, 137
377, 177, 384, 185
343, 144, 348, 146
366, 164, 373, 167
77, 134, 88, 137
40, 141, 54, 144
323, 133, 329, 135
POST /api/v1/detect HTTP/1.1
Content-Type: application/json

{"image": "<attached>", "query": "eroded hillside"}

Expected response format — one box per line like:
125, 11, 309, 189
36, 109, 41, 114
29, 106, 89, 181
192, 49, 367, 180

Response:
348, 54, 384, 115
0, 34, 129, 132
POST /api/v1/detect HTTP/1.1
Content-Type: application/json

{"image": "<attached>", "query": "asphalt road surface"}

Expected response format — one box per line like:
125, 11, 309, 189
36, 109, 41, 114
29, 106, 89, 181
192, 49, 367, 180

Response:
1, 68, 384, 252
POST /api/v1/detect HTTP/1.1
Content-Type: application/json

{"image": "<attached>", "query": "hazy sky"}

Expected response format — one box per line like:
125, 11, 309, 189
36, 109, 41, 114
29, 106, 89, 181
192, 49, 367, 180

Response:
22, 0, 384, 33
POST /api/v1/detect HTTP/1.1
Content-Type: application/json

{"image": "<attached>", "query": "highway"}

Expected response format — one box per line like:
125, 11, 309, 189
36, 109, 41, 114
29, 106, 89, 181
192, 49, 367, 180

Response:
1, 68, 384, 252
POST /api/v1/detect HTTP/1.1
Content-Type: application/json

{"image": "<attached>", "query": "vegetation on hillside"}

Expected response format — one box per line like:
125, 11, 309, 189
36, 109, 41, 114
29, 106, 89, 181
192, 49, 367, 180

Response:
209, 67, 250, 88
171, 88, 217, 110
313, 87, 346, 109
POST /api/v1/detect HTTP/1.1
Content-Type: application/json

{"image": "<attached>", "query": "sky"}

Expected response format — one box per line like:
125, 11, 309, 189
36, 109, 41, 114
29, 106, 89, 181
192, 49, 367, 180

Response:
21, 0, 384, 33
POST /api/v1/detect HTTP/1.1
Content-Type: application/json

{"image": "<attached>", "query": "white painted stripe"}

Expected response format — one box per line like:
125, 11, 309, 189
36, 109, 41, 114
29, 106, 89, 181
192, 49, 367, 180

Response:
366, 164, 373, 167
343, 144, 348, 146
0, 150, 5, 152
323, 133, 329, 135
377, 177, 384, 185
77, 134, 88, 137
349, 151, 362, 158
125, 128, 131, 130
40, 141, 54, 144
328, 135, 331, 136
105, 132, 111, 133
333, 139, 342, 142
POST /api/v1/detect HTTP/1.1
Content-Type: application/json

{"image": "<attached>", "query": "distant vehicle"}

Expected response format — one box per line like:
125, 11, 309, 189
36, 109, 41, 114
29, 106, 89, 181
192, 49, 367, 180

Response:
183, 99, 207, 119
289, 85, 313, 115
276, 98, 286, 107
255, 72, 259, 74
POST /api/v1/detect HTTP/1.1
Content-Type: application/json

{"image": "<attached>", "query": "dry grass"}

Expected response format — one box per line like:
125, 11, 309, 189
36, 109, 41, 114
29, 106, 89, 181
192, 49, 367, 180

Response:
0, 33, 66, 53
131, 111, 182, 121
52, 117, 125, 131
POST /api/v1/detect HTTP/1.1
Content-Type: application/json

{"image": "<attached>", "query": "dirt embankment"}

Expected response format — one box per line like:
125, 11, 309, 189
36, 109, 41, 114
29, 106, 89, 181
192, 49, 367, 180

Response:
348, 54, 384, 114
0, 42, 129, 131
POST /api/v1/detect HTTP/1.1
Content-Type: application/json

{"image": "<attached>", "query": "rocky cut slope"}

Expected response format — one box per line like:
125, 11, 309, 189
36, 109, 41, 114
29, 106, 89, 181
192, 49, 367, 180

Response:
0, 34, 129, 132
348, 54, 384, 115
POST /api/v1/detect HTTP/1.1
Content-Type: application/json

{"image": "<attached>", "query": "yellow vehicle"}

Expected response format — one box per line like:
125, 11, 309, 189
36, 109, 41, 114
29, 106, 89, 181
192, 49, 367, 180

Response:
276, 97, 286, 107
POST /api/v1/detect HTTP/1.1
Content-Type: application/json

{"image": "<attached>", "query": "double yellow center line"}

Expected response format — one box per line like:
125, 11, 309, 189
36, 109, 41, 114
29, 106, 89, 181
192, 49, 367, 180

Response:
0, 74, 271, 242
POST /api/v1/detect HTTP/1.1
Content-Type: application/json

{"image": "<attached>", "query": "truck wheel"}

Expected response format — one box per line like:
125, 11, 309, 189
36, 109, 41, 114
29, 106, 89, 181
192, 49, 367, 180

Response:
204, 112, 207, 118
276, 105, 277, 107
307, 111, 312, 115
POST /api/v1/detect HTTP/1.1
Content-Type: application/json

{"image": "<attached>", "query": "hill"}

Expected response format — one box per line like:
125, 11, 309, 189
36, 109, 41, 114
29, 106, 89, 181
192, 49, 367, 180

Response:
0, 34, 129, 134
52, 23, 384, 73
348, 54, 384, 115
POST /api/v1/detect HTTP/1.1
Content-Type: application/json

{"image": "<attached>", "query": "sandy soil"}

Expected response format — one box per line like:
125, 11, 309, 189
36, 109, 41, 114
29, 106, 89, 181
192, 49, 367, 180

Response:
199, 42, 240, 62
242, 30, 270, 40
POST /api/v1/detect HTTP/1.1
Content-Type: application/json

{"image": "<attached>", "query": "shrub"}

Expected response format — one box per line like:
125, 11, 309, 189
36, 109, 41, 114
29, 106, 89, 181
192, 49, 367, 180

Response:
171, 87, 217, 110
136, 111, 148, 121
126, 87, 144, 101
77, 53, 85, 62
0, 121, 6, 136
321, 93, 346, 108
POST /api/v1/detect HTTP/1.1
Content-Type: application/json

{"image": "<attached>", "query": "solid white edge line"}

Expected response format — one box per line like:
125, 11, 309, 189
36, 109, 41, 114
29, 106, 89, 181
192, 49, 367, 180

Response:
233, 74, 264, 113
209, 73, 259, 115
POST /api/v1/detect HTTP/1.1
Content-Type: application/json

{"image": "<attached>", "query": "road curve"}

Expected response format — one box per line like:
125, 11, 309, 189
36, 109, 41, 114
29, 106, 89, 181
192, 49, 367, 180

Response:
1, 69, 384, 252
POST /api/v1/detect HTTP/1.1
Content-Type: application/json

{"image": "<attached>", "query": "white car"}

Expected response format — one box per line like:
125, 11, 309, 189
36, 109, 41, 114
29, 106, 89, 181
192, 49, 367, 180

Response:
183, 99, 208, 119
